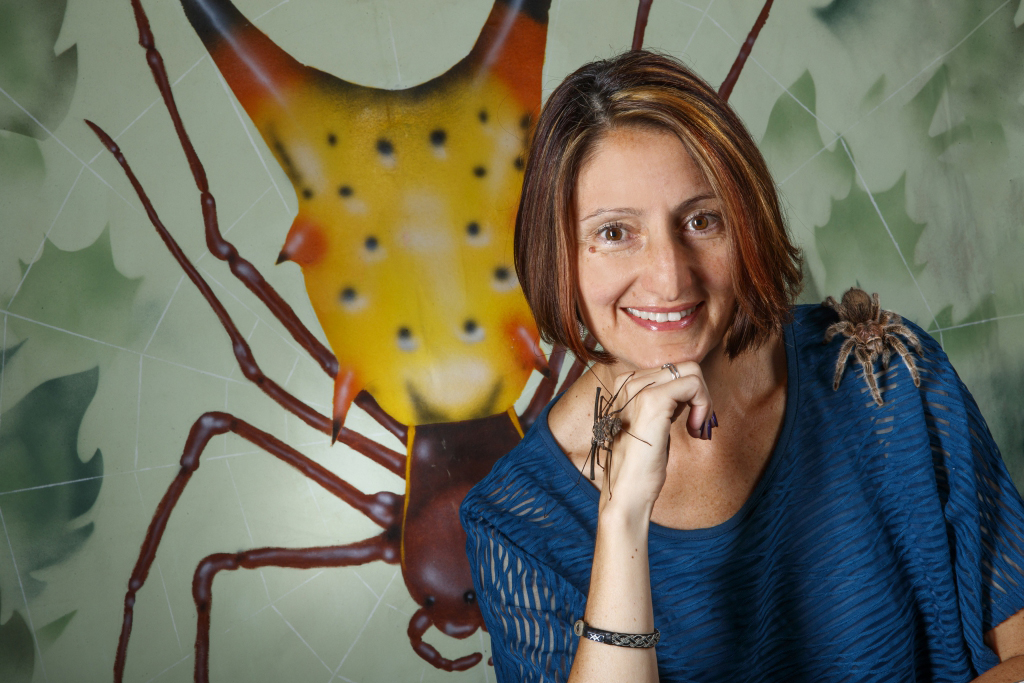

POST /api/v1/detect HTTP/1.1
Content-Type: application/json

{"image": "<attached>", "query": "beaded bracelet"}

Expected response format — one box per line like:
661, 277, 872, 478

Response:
573, 619, 661, 648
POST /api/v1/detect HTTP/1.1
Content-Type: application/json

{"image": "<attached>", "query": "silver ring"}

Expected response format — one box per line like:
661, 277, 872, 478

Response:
661, 363, 680, 380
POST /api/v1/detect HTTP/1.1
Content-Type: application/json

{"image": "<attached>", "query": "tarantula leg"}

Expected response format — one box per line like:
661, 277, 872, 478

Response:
123, 0, 337, 378
113, 411, 404, 683
408, 607, 484, 672
824, 321, 854, 344
520, 344, 568, 430
832, 338, 856, 390
887, 335, 921, 387
855, 347, 884, 406
193, 536, 400, 683
888, 323, 923, 354
718, 0, 775, 101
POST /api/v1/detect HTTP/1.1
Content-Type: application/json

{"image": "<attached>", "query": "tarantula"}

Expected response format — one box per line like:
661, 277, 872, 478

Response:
823, 288, 924, 406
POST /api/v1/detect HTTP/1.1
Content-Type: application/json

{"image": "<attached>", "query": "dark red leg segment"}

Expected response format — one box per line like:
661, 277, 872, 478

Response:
408, 607, 484, 672
193, 536, 400, 683
123, 0, 337, 378
519, 344, 567, 430
632, 0, 654, 50
718, 0, 774, 101
86, 122, 406, 478
113, 411, 404, 683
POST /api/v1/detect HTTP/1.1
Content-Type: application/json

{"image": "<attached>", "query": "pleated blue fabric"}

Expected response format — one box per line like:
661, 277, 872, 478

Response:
461, 304, 1024, 682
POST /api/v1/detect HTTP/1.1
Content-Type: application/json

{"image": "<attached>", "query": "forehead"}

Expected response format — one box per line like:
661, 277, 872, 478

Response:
575, 126, 713, 215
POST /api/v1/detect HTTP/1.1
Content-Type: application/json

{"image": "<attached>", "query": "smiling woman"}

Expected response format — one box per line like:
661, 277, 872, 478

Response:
461, 51, 1024, 683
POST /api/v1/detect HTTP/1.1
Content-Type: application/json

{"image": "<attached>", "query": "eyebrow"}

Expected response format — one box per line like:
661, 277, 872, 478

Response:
579, 193, 719, 223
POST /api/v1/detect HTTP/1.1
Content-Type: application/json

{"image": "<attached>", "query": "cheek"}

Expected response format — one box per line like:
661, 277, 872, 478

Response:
577, 256, 628, 313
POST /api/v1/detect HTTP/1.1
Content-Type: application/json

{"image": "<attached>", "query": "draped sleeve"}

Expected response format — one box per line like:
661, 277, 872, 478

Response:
917, 338, 1024, 672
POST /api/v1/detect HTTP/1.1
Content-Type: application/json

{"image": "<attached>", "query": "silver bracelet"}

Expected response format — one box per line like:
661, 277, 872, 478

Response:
573, 619, 660, 648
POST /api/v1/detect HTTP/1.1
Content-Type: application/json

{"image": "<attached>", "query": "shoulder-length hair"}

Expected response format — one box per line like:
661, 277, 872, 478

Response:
514, 50, 802, 363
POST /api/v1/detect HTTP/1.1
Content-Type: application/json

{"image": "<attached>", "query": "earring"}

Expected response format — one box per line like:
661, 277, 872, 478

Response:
577, 319, 588, 340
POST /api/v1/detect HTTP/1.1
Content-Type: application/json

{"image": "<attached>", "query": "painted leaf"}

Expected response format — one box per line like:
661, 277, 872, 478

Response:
0, 588, 34, 683
0, 0, 78, 139
0, 365, 103, 599
8, 227, 144, 348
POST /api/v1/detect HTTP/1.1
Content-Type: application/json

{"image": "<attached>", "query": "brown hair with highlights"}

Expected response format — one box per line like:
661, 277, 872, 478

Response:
514, 50, 802, 363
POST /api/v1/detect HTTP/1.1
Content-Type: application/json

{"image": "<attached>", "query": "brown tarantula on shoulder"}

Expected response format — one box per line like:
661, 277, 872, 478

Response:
823, 288, 924, 406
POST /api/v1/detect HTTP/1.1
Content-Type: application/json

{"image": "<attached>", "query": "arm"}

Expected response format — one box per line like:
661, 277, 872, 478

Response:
974, 609, 1024, 682
568, 364, 714, 683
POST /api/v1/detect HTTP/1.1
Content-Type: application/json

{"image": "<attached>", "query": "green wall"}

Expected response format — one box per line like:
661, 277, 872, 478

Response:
1, 0, 1022, 681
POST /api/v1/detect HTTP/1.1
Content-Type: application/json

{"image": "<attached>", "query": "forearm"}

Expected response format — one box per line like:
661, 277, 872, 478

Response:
972, 656, 1024, 682
568, 504, 659, 683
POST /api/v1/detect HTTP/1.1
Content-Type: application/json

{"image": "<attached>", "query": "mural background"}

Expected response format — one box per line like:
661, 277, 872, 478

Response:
1, 0, 1022, 681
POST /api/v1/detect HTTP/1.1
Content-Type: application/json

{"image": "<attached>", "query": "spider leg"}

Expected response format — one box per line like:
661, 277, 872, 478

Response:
881, 346, 892, 370
557, 334, 598, 398
888, 323, 923, 354
887, 335, 921, 387
113, 411, 404, 683
611, 380, 655, 417
870, 292, 881, 321
620, 428, 652, 447
824, 321, 855, 344
519, 344, 568, 430
832, 337, 857, 390
87, 123, 410, 469
107, 0, 338, 378
855, 347, 884, 406
408, 607, 484, 672
192, 535, 402, 683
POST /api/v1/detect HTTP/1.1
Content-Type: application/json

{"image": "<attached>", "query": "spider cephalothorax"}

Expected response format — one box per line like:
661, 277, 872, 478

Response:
823, 287, 924, 406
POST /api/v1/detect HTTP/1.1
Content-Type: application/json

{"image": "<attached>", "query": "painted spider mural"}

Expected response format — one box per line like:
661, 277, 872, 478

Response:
824, 287, 924, 406
85, 0, 773, 680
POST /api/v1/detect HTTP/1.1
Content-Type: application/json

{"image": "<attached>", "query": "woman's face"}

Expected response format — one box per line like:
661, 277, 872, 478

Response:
575, 126, 736, 372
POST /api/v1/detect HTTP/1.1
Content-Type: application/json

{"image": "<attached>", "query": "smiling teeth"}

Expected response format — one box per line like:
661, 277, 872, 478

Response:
627, 306, 696, 322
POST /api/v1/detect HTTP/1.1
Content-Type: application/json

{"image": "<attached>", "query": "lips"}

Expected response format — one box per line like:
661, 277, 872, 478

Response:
624, 302, 702, 329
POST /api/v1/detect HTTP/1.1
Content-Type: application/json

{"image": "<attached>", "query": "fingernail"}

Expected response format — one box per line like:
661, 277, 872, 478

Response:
711, 411, 718, 428
708, 423, 713, 441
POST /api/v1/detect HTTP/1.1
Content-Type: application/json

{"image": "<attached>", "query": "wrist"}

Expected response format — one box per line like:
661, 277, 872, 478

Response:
597, 498, 653, 537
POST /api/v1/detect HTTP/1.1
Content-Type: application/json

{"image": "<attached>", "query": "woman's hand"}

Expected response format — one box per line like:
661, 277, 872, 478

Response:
596, 362, 715, 518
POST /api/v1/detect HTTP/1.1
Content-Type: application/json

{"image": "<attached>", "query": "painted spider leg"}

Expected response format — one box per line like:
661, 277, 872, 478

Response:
120, 0, 337, 378
193, 536, 400, 683
833, 336, 857, 390
632, 0, 654, 50
885, 334, 921, 387
718, 0, 775, 100
519, 344, 568, 430
86, 122, 407, 466
114, 411, 404, 683
408, 607, 484, 673
854, 346, 884, 406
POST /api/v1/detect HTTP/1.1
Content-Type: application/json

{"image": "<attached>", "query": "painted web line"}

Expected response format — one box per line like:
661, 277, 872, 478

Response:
840, 139, 940, 338
778, 0, 1013, 188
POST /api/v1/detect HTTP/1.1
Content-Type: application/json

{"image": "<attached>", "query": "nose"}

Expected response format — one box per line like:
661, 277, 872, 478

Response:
640, 232, 691, 301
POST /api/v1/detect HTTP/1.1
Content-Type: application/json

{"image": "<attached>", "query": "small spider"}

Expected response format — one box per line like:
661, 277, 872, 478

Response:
824, 288, 924, 406
582, 373, 651, 497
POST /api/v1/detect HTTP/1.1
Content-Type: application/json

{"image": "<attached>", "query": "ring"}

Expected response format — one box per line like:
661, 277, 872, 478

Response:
661, 363, 680, 380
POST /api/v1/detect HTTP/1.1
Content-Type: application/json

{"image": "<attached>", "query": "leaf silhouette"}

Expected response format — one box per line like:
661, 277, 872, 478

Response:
0, 0, 78, 139
0, 587, 34, 683
0, 365, 103, 599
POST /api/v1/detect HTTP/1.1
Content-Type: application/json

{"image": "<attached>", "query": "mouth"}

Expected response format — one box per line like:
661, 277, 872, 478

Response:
624, 302, 703, 330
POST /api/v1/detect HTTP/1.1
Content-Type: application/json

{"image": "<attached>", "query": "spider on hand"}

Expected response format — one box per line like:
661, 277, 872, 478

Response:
823, 288, 924, 406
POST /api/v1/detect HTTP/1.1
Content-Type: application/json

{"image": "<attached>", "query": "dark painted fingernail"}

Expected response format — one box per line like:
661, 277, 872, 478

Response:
711, 411, 718, 428
708, 423, 713, 441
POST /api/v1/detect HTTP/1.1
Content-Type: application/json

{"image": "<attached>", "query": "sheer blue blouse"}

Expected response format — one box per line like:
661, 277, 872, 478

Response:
461, 304, 1024, 682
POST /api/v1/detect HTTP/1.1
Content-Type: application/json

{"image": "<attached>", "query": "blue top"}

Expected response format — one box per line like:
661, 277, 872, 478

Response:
460, 304, 1024, 682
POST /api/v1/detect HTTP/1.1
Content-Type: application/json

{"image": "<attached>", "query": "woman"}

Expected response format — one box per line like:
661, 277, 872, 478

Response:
460, 51, 1024, 682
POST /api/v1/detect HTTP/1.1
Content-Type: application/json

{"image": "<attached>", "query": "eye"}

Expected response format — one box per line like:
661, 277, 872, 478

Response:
598, 223, 625, 242
684, 211, 720, 233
